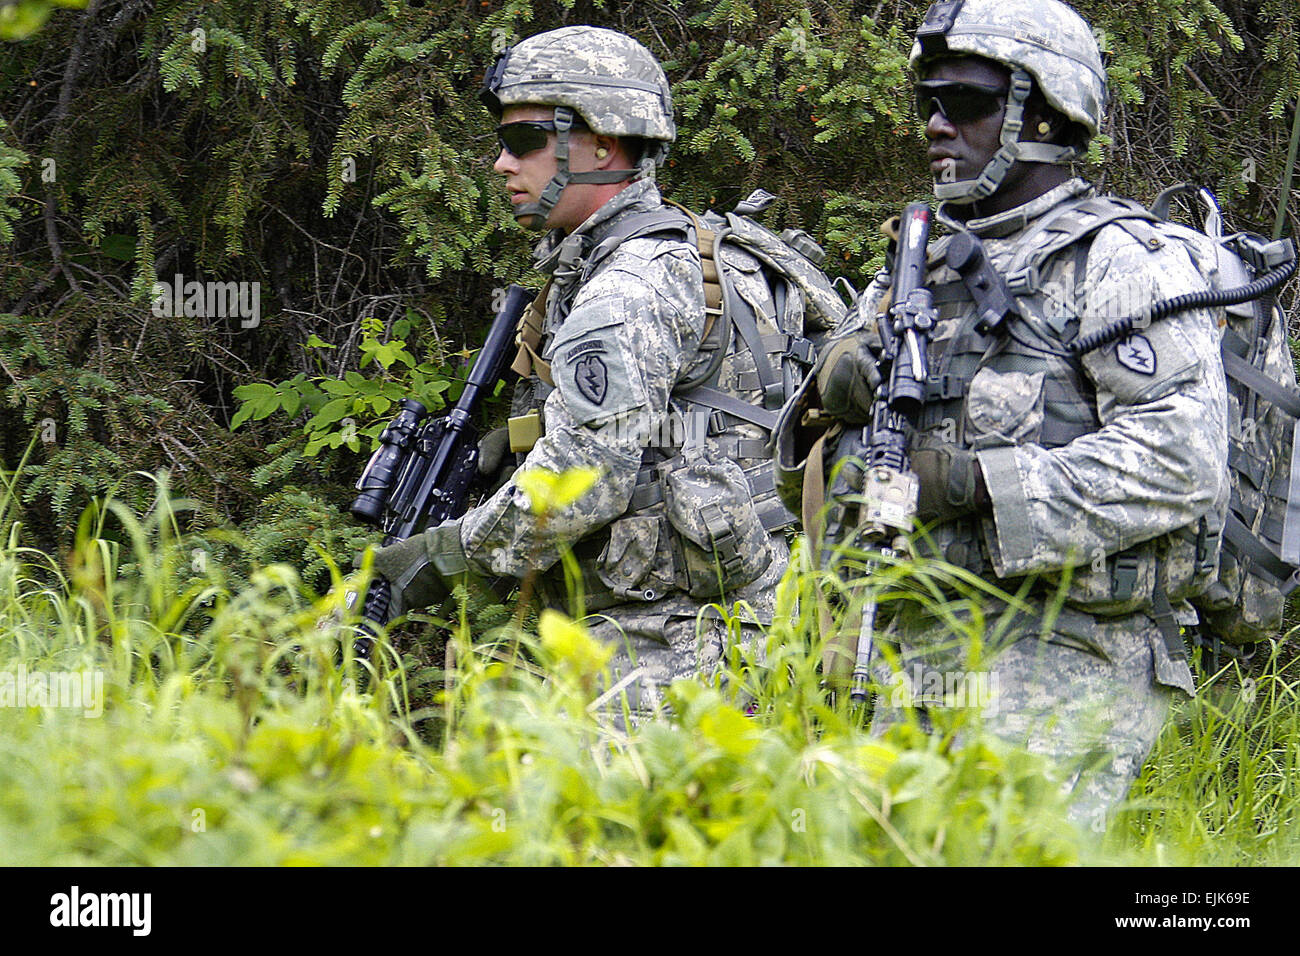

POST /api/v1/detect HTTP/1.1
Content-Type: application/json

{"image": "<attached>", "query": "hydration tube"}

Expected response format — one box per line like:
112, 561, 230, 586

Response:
1070, 250, 1297, 356
1071, 185, 1297, 356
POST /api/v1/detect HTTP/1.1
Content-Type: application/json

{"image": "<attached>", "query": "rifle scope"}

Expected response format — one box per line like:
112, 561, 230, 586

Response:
885, 203, 935, 417
350, 398, 428, 525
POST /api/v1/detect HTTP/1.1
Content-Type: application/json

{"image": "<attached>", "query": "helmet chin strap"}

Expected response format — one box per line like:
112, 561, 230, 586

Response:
935, 69, 1081, 206
513, 107, 646, 231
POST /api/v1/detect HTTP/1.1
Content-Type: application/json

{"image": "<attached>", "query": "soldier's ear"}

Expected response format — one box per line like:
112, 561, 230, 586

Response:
593, 134, 619, 165
1023, 86, 1064, 143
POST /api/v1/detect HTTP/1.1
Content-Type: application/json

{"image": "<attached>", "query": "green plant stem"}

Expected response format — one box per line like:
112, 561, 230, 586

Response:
1275, 98, 1300, 240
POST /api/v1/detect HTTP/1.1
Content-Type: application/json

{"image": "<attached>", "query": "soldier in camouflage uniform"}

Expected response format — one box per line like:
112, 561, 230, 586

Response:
779, 0, 1228, 827
371, 26, 792, 720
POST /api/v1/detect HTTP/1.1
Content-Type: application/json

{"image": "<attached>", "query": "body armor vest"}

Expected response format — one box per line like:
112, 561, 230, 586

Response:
517, 198, 841, 610
912, 195, 1219, 621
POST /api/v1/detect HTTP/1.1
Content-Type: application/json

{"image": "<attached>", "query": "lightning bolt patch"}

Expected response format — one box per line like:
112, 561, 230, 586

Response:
1116, 333, 1156, 376
573, 355, 609, 405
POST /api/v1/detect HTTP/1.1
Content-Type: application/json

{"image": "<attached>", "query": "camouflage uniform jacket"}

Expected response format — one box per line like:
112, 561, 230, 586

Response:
459, 178, 787, 628
835, 178, 1230, 694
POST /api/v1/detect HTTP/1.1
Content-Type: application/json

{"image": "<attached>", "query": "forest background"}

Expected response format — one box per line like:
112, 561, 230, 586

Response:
2, 0, 1297, 572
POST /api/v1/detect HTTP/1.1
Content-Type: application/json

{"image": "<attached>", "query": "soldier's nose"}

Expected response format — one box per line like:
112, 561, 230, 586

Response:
926, 108, 956, 139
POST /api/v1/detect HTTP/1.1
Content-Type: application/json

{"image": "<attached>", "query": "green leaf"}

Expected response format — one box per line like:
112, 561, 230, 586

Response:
514, 466, 601, 516
234, 383, 276, 402
307, 398, 352, 430
232, 383, 280, 428
230, 403, 256, 431
538, 609, 612, 678
698, 706, 760, 758
252, 393, 282, 420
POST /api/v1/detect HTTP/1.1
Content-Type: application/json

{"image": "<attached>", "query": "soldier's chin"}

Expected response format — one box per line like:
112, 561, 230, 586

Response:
513, 208, 550, 232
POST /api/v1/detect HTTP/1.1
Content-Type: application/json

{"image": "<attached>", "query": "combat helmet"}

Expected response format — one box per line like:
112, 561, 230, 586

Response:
481, 26, 676, 229
910, 0, 1107, 204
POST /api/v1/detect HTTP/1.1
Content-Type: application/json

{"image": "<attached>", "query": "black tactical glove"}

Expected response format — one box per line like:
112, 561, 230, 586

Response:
476, 426, 515, 493
815, 334, 881, 424
368, 520, 469, 616
911, 439, 990, 524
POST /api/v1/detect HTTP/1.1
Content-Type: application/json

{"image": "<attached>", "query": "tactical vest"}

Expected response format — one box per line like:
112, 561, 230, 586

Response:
914, 195, 1221, 636
512, 198, 842, 610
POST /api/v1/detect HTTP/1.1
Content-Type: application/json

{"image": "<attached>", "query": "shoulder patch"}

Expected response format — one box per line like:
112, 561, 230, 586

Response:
1116, 333, 1157, 376
573, 354, 609, 405
547, 292, 650, 426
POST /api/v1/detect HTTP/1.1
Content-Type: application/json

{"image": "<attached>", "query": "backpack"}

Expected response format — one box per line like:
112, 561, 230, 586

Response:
1015, 184, 1300, 650
1147, 186, 1300, 650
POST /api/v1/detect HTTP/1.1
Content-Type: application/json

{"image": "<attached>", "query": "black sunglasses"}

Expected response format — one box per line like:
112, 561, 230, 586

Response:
914, 80, 1008, 125
495, 119, 587, 158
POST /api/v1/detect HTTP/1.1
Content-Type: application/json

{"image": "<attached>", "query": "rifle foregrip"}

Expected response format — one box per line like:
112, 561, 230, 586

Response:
363, 575, 392, 626
354, 576, 392, 659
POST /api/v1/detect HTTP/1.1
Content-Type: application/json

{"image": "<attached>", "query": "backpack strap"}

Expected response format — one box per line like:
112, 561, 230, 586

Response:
511, 277, 555, 386
1004, 195, 1159, 300
676, 385, 781, 432
584, 207, 693, 274
1224, 509, 1300, 590
510, 209, 695, 388
662, 197, 724, 329
1283, 433, 1300, 568
666, 212, 786, 411
1221, 345, 1300, 417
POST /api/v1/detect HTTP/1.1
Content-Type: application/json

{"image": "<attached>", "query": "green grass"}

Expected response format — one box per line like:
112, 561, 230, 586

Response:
1113, 645, 1300, 864
0, 473, 1297, 865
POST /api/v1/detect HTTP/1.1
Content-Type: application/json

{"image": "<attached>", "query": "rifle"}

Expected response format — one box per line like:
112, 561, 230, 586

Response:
822, 203, 937, 701
347, 284, 535, 644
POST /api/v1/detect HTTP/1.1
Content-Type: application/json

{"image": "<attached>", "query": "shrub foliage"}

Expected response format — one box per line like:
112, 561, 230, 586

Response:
1, 0, 1296, 549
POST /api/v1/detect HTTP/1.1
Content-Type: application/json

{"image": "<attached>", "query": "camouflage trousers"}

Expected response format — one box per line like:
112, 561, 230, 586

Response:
583, 609, 762, 727
869, 602, 1181, 832
566, 531, 788, 727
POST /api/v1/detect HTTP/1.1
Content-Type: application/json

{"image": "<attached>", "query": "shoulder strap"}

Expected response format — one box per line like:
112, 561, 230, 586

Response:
583, 207, 693, 275
1220, 341, 1300, 418
660, 200, 781, 404
677, 385, 780, 431
716, 215, 786, 409
662, 198, 724, 326
510, 277, 555, 386
1004, 195, 1158, 295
